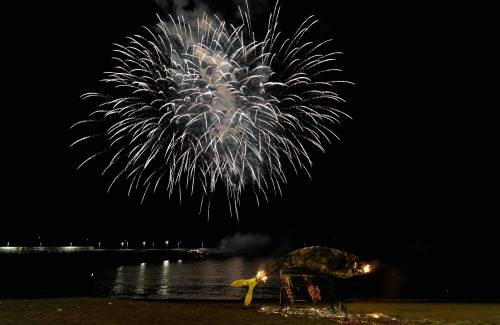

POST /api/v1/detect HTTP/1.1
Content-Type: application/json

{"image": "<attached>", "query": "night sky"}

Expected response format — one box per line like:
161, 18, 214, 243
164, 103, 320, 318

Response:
4, 1, 498, 297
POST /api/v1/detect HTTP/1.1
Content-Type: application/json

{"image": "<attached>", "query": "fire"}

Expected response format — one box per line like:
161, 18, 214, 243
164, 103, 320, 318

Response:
256, 270, 268, 282
368, 313, 382, 319
362, 264, 371, 274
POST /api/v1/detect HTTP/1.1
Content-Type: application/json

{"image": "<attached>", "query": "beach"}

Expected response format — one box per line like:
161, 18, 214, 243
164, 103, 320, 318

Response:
1, 298, 499, 324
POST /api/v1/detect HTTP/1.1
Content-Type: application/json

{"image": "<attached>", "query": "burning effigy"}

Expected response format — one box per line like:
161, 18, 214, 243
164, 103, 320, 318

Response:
231, 246, 372, 309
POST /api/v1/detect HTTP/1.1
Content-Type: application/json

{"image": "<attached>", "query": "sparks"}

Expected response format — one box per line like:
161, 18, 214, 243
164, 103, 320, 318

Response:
73, 1, 351, 218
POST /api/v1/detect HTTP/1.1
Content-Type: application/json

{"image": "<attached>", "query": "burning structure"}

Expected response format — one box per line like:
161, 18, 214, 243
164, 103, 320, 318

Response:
231, 246, 372, 310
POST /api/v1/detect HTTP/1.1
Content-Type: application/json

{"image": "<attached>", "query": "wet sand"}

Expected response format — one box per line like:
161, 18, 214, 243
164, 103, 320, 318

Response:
0, 298, 499, 324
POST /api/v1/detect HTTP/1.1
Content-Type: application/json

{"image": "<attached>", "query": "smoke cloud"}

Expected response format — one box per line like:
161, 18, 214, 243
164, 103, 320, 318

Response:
219, 232, 273, 256
232, 0, 272, 18
153, 0, 212, 20
153, 0, 272, 22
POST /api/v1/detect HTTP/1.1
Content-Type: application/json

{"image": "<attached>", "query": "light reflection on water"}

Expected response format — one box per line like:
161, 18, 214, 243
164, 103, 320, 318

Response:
157, 261, 170, 296
98, 257, 280, 300
135, 263, 146, 295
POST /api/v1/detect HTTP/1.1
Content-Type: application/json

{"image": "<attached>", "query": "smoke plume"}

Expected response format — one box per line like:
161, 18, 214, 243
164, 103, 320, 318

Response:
219, 232, 273, 256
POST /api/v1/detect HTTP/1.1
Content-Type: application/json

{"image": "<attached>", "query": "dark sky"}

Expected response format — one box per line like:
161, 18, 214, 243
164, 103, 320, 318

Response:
3, 0, 498, 295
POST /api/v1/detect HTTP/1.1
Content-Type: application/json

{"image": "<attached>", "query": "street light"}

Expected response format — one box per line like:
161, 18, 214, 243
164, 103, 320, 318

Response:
177, 241, 181, 249
165, 240, 169, 249
121, 242, 124, 249
142, 241, 146, 249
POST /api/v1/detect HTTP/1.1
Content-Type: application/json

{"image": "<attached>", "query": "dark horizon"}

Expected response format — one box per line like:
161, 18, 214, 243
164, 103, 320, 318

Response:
3, 0, 498, 300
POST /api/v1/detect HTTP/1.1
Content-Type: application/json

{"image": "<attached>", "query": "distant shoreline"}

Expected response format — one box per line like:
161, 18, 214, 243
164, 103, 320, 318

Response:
0, 247, 218, 253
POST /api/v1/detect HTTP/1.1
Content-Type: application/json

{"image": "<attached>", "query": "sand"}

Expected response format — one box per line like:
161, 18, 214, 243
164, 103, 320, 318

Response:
1, 298, 499, 324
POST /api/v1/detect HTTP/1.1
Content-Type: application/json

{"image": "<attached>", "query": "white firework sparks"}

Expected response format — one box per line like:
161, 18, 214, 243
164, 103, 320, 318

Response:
72, 1, 351, 219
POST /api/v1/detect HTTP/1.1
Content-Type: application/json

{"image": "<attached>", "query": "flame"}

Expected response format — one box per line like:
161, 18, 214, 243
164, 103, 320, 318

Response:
362, 264, 371, 274
256, 270, 268, 282
368, 313, 384, 319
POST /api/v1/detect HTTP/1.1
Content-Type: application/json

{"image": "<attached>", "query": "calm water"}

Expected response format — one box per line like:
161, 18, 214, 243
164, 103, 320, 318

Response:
94, 258, 281, 300
0, 255, 282, 300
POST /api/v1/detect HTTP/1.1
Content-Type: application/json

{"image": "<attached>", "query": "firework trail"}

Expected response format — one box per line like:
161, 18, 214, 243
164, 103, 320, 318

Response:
72, 1, 351, 219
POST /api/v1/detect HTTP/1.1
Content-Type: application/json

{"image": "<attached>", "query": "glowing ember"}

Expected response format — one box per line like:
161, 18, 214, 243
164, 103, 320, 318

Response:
256, 270, 268, 282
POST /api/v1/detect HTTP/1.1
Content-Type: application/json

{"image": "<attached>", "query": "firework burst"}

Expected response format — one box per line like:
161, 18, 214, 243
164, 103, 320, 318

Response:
72, 1, 351, 218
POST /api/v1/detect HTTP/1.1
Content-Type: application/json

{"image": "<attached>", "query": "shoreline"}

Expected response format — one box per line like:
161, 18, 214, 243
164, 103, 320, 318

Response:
2, 295, 499, 303
1, 297, 499, 324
